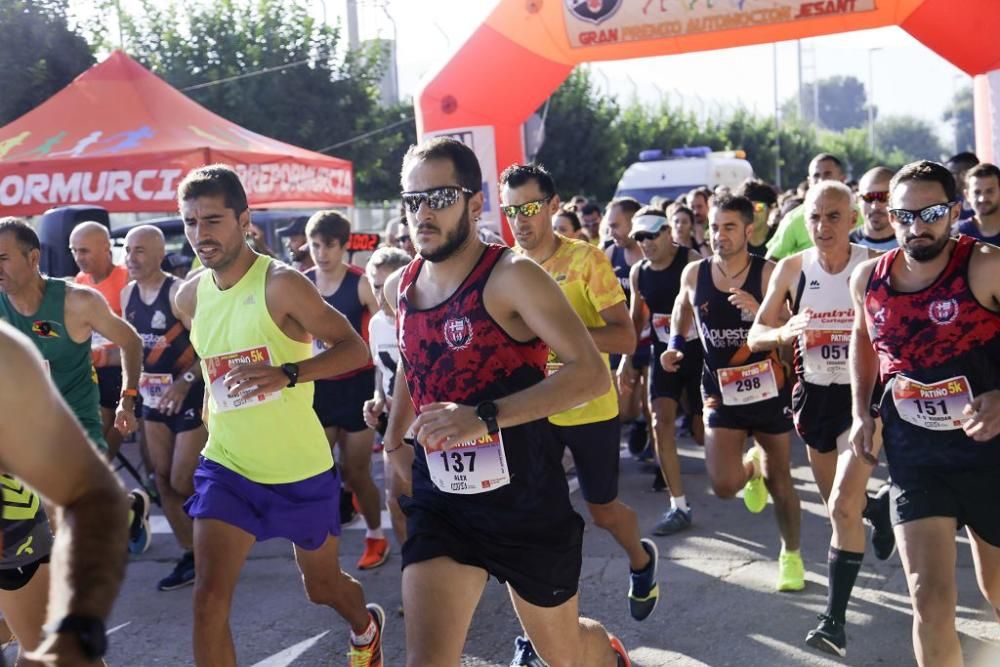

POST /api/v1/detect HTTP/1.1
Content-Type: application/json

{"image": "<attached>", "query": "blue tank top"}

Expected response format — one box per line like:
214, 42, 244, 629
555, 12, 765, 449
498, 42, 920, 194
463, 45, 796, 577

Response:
692, 256, 787, 397
125, 276, 195, 375
609, 245, 632, 304
306, 265, 373, 378
636, 248, 688, 319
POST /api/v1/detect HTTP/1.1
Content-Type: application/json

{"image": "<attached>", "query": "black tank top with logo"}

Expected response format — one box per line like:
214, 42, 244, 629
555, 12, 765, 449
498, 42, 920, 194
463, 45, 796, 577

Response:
125, 276, 195, 375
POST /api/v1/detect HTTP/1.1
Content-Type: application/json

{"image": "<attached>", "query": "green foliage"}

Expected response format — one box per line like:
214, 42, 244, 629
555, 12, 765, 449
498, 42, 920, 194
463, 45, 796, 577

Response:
0, 0, 95, 126
781, 75, 871, 132
875, 115, 945, 166
942, 85, 974, 155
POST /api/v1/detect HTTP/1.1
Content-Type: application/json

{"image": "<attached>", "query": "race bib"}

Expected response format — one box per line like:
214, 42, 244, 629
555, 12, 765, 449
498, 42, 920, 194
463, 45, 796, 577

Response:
312, 337, 328, 356
802, 329, 850, 376
718, 359, 779, 406
91, 332, 114, 350
427, 431, 510, 495
651, 313, 698, 343
138, 372, 173, 410
204, 346, 280, 413
892, 374, 973, 431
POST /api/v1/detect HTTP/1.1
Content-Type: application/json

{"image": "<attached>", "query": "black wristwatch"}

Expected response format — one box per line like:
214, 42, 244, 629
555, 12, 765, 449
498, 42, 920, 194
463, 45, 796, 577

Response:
280, 362, 300, 388
48, 615, 107, 660
475, 400, 500, 435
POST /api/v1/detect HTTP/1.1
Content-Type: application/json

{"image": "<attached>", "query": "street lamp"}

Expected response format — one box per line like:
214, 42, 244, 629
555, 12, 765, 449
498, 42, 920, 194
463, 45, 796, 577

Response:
868, 47, 882, 153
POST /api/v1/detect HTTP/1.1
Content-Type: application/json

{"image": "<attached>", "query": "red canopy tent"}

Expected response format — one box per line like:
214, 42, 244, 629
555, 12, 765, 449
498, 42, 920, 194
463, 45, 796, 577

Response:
0, 50, 352, 216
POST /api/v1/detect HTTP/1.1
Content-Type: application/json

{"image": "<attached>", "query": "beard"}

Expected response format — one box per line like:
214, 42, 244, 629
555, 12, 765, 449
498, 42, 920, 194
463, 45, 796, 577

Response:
419, 208, 472, 263
903, 232, 950, 262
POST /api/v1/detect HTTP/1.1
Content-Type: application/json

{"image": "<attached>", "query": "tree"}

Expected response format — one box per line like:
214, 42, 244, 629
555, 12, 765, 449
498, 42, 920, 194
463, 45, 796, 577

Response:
942, 85, 975, 155
875, 115, 945, 166
782, 75, 871, 132
533, 67, 626, 201
96, 0, 404, 202
0, 0, 95, 126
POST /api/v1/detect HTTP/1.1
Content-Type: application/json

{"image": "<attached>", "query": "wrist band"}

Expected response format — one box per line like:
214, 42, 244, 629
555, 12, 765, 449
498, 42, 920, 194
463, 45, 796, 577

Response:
668, 335, 686, 352
384, 441, 404, 454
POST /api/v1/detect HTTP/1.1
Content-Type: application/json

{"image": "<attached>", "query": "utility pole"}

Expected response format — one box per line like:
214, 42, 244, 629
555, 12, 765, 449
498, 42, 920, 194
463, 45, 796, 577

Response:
868, 47, 882, 153
774, 43, 782, 189
346, 0, 359, 49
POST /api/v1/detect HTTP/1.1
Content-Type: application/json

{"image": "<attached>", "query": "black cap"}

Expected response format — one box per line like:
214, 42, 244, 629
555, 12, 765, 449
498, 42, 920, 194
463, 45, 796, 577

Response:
278, 217, 309, 237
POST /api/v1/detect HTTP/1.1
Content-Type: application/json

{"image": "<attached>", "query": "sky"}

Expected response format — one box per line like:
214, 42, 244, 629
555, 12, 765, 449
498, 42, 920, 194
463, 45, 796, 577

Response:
72, 0, 971, 150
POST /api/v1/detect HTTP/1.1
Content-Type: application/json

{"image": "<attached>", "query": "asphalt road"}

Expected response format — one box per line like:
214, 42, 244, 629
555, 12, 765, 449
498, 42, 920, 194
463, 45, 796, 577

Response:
19, 432, 999, 666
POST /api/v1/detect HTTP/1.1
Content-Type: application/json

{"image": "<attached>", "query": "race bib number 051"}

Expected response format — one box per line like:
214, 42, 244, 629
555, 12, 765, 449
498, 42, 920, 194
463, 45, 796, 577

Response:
427, 431, 511, 495
204, 346, 279, 413
802, 329, 850, 376
718, 359, 779, 406
892, 374, 973, 431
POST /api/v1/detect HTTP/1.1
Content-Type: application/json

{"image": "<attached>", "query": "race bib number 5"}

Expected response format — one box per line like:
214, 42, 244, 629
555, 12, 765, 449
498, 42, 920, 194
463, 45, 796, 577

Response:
427, 431, 511, 495
892, 374, 973, 431
139, 372, 173, 410
718, 359, 779, 406
204, 346, 280, 413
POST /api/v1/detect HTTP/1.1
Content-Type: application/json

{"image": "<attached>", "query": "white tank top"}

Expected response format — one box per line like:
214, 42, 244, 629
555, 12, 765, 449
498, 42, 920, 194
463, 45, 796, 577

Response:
794, 244, 868, 386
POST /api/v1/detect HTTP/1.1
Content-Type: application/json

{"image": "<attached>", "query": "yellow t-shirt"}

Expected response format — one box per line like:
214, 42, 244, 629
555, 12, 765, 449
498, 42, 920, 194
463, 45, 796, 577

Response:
514, 236, 623, 426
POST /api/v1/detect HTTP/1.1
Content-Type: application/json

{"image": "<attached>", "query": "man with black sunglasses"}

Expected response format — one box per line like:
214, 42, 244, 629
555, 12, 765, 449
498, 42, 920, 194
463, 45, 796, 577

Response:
383, 139, 633, 666
850, 160, 1000, 667
850, 167, 898, 251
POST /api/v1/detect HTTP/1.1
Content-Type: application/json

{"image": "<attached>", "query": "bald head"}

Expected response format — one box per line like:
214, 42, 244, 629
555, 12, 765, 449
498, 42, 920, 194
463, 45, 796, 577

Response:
859, 167, 894, 194
69, 221, 113, 277
124, 225, 166, 282
805, 181, 855, 251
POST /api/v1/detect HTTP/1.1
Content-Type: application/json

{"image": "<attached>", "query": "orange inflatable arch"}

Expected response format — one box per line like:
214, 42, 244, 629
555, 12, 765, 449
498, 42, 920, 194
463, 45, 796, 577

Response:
416, 0, 1000, 241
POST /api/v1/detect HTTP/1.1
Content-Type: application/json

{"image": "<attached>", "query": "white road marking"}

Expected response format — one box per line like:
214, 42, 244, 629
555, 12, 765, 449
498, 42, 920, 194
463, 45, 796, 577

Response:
249, 630, 330, 667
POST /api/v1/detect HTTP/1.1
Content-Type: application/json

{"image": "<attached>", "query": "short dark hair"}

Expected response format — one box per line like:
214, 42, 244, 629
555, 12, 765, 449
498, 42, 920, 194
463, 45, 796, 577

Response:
402, 138, 482, 194
634, 205, 666, 219
713, 195, 755, 225
580, 202, 602, 217
735, 178, 777, 207
177, 164, 249, 214
890, 160, 957, 203
687, 187, 710, 205
306, 210, 351, 246
946, 151, 979, 172
555, 207, 582, 231
609, 196, 641, 217
667, 203, 695, 226
0, 217, 40, 254
811, 153, 845, 172
499, 163, 556, 200
966, 162, 1000, 183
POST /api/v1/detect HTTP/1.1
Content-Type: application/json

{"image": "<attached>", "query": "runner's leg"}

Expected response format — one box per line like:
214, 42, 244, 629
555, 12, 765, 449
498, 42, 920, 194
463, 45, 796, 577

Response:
703, 426, 753, 498
829, 442, 870, 553
192, 518, 255, 667
146, 421, 189, 549
0, 563, 49, 665
755, 431, 801, 552
337, 428, 382, 532
966, 526, 1000, 624
650, 397, 683, 497
293, 534, 370, 631
896, 516, 961, 667
510, 589, 617, 667
402, 557, 488, 667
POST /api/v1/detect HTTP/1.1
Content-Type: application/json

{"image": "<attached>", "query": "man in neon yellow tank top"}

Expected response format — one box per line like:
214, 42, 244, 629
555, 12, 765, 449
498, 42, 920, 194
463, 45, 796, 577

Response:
171, 165, 384, 667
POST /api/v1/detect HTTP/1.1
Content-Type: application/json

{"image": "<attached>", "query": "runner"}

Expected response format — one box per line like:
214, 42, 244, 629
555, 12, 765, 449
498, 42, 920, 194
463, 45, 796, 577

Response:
662, 195, 805, 591
851, 160, 1000, 667
382, 138, 632, 666
956, 162, 1000, 245
171, 165, 383, 667
69, 221, 132, 459
747, 182, 895, 655
605, 197, 653, 456
0, 218, 152, 556
0, 321, 128, 666
121, 225, 206, 591
361, 247, 413, 548
736, 179, 780, 257
622, 206, 703, 535
850, 167, 899, 251
304, 211, 390, 570
666, 204, 706, 255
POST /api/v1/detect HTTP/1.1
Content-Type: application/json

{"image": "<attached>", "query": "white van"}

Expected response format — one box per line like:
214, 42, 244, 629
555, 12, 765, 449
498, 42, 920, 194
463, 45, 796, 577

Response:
614, 147, 754, 203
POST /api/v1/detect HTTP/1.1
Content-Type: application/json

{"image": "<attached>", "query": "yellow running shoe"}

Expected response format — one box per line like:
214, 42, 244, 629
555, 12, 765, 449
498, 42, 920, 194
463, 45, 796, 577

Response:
777, 550, 806, 592
742, 445, 768, 514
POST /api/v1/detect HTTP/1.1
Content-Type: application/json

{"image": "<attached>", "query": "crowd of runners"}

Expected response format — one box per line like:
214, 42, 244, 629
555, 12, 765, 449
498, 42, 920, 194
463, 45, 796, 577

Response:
0, 139, 997, 667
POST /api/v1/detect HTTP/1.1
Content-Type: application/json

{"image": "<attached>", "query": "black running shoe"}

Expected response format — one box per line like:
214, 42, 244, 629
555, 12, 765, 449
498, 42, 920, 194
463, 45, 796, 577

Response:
157, 551, 195, 591
805, 614, 846, 657
510, 636, 545, 666
627, 420, 648, 455
628, 538, 660, 621
870, 483, 896, 561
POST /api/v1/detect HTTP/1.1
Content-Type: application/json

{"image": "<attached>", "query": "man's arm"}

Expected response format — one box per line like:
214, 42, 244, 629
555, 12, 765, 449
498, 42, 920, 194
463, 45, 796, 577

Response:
358, 273, 379, 315
962, 243, 1000, 441
616, 264, 646, 391
585, 250, 635, 354
380, 269, 415, 479
0, 326, 128, 656
849, 259, 881, 464
748, 256, 806, 352
661, 262, 698, 371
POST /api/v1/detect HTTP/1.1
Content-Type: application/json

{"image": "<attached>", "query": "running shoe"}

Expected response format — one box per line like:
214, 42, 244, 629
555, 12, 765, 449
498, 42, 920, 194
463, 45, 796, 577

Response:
776, 550, 805, 592
157, 551, 195, 591
609, 635, 633, 667
510, 636, 545, 666
627, 420, 648, 455
805, 614, 847, 657
869, 483, 896, 561
348, 603, 384, 667
628, 538, 660, 621
650, 468, 667, 492
357, 537, 390, 570
128, 488, 152, 555
742, 446, 768, 514
652, 507, 692, 536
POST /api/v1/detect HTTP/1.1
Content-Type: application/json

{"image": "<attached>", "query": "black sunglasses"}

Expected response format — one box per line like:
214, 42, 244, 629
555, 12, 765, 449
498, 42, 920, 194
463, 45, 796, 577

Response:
888, 202, 954, 226
400, 186, 473, 214
633, 230, 663, 242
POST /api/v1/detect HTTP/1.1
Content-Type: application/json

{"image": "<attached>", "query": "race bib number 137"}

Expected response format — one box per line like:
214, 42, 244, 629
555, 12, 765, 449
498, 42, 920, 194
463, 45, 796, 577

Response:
427, 431, 511, 495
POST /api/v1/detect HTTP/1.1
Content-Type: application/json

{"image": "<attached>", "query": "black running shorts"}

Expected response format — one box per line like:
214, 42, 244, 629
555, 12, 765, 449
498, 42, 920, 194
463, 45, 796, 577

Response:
550, 417, 621, 505
889, 465, 1000, 547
